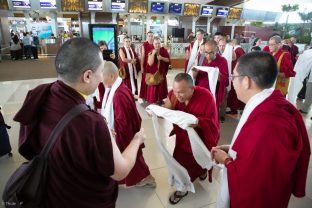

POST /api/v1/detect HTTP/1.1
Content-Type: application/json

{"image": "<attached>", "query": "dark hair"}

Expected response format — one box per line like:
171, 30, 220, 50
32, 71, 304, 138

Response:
147, 31, 154, 34
55, 38, 102, 82
12, 35, 19, 44
214, 31, 223, 37
196, 29, 205, 34
98, 40, 107, 47
174, 73, 193, 87
236, 52, 278, 89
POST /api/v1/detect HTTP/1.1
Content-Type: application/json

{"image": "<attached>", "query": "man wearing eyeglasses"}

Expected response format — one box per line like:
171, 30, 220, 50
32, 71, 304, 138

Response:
192, 40, 229, 118
269, 35, 295, 96
211, 52, 310, 208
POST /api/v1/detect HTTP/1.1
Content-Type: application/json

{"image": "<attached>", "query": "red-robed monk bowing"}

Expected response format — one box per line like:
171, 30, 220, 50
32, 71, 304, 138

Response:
192, 40, 229, 108
101, 61, 156, 187
212, 52, 310, 208
139, 31, 154, 101
145, 37, 170, 104
162, 73, 220, 204
119, 36, 140, 96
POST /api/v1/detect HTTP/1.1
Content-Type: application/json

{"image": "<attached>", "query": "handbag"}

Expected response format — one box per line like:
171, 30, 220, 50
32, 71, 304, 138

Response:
2, 104, 89, 208
145, 53, 164, 86
118, 66, 127, 79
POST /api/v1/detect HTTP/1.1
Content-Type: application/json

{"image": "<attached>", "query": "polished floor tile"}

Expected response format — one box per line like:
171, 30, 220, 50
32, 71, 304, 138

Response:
0, 70, 311, 208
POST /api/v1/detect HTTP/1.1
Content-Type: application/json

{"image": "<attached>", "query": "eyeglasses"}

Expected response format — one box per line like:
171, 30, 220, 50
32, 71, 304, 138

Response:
229, 74, 245, 81
204, 51, 215, 55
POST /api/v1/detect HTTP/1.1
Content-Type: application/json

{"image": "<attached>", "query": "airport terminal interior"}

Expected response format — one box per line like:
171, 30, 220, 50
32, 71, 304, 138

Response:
0, 0, 312, 207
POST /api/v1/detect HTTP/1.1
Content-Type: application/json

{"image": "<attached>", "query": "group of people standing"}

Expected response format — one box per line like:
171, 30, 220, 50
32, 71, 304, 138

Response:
10, 31, 40, 60
10, 28, 310, 208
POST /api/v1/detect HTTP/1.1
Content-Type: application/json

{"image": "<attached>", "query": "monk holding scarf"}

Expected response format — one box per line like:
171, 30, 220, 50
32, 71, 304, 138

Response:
101, 61, 155, 188
185, 29, 205, 73
212, 52, 310, 208
162, 73, 219, 204
119, 36, 140, 96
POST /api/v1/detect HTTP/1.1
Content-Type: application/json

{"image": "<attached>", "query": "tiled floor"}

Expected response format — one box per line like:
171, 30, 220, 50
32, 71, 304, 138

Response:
0, 70, 311, 208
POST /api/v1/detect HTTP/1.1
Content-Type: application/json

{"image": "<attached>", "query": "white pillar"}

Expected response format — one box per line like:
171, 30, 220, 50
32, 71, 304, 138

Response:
50, 11, 58, 37
207, 17, 215, 36
163, 15, 168, 46
112, 13, 117, 24
91, 12, 95, 24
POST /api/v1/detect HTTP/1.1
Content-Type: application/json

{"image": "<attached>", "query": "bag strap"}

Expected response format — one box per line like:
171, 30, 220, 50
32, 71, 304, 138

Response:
277, 52, 285, 72
40, 104, 89, 159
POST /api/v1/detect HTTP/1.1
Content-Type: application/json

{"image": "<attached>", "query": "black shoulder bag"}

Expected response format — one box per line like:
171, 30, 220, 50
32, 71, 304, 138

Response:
2, 104, 89, 208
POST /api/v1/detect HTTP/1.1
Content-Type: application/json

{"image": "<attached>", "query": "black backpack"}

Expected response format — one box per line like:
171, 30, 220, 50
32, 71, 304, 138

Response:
2, 104, 89, 208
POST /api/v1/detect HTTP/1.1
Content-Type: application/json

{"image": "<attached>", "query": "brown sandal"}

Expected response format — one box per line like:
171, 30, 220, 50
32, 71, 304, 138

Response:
169, 191, 188, 205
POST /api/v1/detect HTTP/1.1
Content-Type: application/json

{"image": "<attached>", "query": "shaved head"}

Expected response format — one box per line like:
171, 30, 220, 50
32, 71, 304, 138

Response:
103, 61, 118, 76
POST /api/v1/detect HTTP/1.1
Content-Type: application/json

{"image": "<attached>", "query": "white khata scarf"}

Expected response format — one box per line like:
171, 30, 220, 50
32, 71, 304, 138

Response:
146, 104, 213, 193
217, 88, 274, 208
100, 77, 122, 130
124, 47, 138, 95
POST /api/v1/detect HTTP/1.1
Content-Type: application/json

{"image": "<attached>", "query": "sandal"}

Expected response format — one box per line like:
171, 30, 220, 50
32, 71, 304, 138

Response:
199, 172, 207, 181
169, 191, 188, 205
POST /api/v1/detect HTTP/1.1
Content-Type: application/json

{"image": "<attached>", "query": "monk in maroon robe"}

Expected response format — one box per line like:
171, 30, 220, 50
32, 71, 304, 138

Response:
163, 73, 219, 204
119, 36, 140, 95
193, 40, 229, 108
12, 38, 145, 208
212, 52, 310, 208
145, 37, 170, 104
227, 39, 245, 113
269, 36, 295, 96
101, 61, 155, 187
139, 32, 154, 100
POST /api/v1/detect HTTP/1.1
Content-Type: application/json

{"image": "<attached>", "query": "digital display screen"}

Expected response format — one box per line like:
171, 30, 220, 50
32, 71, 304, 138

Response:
183, 3, 200, 16
90, 26, 117, 54
111, 0, 125, 11
169, 3, 182, 14
150, 2, 165, 13
201, 5, 213, 16
216, 7, 229, 17
40, 0, 57, 9
12, 0, 31, 8
88, 0, 102, 11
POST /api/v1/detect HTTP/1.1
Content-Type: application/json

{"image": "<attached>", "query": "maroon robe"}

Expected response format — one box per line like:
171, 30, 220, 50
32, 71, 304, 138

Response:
139, 41, 154, 99
93, 82, 105, 111
227, 90, 310, 208
289, 44, 299, 64
168, 86, 220, 181
113, 83, 150, 186
146, 47, 170, 103
272, 49, 295, 78
227, 47, 245, 112
14, 81, 117, 208
201, 53, 229, 107
262, 45, 270, 53
119, 47, 140, 95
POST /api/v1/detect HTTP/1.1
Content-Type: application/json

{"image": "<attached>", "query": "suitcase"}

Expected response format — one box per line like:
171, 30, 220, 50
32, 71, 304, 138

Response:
0, 108, 12, 157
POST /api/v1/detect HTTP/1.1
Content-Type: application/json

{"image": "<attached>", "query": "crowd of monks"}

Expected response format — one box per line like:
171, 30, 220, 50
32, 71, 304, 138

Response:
12, 30, 309, 208
87, 29, 309, 207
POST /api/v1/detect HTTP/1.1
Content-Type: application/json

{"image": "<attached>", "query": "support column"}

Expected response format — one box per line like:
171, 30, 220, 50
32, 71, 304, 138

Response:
163, 15, 168, 46
207, 17, 215, 36
192, 16, 199, 33
112, 13, 117, 24
49, 11, 58, 37
91, 12, 95, 24
0, 10, 10, 47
